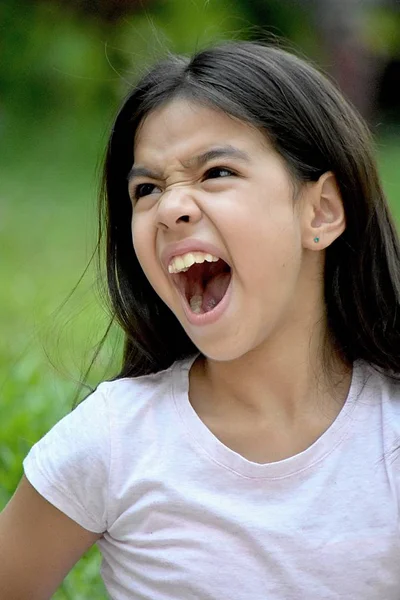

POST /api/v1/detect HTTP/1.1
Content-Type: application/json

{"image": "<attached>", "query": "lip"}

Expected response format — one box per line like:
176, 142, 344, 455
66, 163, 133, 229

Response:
161, 239, 230, 273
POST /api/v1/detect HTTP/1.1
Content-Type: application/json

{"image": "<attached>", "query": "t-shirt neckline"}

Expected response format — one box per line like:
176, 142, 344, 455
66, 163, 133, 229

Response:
172, 355, 366, 479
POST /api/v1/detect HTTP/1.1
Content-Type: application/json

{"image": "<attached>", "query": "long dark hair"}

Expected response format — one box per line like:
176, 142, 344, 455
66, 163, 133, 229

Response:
99, 41, 400, 381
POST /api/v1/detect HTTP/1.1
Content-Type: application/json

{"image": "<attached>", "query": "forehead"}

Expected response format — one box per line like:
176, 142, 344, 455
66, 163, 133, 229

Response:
133, 98, 268, 165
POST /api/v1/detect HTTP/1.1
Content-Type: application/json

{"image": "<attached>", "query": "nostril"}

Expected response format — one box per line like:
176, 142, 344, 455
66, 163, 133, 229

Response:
177, 215, 190, 223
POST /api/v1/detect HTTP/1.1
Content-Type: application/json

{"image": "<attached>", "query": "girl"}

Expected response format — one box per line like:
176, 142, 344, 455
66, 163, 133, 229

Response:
1, 41, 400, 599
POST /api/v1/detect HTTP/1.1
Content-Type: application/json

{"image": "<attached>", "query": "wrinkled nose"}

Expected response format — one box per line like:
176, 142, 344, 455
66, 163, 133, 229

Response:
156, 188, 202, 231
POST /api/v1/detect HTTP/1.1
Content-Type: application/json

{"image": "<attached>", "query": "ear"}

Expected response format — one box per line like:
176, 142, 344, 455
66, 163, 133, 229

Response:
301, 172, 346, 250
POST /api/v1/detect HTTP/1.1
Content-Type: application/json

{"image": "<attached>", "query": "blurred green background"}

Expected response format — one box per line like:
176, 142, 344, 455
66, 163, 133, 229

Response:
1, 0, 399, 597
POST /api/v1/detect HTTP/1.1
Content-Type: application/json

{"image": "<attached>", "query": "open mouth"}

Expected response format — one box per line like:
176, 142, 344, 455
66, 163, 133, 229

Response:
171, 258, 232, 315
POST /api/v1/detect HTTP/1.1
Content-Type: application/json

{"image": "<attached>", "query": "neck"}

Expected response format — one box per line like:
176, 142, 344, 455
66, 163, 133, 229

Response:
191, 317, 351, 428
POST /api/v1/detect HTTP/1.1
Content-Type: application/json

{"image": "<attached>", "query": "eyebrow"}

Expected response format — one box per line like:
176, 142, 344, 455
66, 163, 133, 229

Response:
127, 145, 251, 184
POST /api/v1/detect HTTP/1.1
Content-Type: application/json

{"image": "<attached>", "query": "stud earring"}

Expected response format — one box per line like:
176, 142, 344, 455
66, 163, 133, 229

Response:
313, 237, 320, 243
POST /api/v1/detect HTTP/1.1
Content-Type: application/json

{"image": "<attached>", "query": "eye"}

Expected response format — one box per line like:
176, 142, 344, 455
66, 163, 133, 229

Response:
133, 183, 161, 201
204, 167, 236, 180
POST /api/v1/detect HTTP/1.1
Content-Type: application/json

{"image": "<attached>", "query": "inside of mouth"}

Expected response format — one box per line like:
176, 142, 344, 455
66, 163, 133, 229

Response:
174, 259, 231, 314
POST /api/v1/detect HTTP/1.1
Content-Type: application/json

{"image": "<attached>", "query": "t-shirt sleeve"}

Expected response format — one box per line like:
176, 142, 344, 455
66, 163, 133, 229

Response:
23, 382, 111, 533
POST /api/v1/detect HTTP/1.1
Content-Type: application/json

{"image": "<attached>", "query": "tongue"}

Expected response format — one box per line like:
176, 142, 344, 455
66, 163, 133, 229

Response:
202, 272, 231, 312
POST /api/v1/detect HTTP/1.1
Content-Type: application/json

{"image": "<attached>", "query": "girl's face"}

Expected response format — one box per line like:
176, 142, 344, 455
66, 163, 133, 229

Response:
129, 98, 320, 361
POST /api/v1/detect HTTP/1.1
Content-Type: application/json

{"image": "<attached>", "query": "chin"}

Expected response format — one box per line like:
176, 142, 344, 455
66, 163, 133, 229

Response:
187, 332, 258, 363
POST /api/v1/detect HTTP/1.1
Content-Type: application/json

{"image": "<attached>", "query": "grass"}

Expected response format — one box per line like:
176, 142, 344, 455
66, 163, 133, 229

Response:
1, 114, 399, 598
0, 114, 113, 598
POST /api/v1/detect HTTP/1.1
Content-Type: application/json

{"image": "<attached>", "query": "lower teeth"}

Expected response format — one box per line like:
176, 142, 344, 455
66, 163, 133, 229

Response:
206, 298, 217, 310
189, 294, 203, 314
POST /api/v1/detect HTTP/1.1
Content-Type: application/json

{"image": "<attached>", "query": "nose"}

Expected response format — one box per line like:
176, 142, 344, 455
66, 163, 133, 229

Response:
156, 187, 202, 231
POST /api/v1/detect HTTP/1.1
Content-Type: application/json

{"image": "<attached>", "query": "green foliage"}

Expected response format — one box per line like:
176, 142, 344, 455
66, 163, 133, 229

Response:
0, 113, 114, 598
378, 134, 400, 222
0, 0, 253, 130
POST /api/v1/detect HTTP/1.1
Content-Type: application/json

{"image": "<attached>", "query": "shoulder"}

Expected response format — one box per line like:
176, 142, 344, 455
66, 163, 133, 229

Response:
364, 364, 400, 454
99, 358, 185, 417
373, 366, 400, 418
22, 357, 192, 532
360, 362, 400, 412
102, 362, 175, 400
90, 356, 194, 440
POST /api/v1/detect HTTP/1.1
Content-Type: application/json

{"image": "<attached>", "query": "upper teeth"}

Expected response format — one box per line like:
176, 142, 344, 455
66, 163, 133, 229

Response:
168, 251, 219, 274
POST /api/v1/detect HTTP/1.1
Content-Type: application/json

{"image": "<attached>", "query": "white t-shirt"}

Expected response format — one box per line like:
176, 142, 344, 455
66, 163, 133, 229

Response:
23, 356, 400, 599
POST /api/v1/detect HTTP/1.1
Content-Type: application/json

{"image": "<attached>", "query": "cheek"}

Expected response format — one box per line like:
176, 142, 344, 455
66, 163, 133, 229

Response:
222, 206, 300, 279
259, 232, 302, 293
131, 218, 155, 281
131, 217, 170, 300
